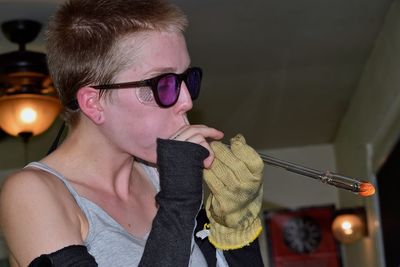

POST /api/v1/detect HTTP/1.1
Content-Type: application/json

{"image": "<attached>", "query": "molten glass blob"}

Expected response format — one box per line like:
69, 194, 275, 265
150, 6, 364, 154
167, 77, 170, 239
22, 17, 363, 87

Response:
358, 182, 376, 197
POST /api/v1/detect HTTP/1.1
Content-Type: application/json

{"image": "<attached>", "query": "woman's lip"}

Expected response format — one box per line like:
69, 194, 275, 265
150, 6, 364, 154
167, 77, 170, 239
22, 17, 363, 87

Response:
183, 115, 190, 125
170, 126, 186, 139
169, 116, 190, 139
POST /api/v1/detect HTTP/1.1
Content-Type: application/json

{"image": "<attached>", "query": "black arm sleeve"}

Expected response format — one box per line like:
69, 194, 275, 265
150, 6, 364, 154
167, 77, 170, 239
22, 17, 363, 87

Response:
194, 209, 264, 267
223, 241, 264, 267
28, 245, 97, 267
138, 139, 209, 267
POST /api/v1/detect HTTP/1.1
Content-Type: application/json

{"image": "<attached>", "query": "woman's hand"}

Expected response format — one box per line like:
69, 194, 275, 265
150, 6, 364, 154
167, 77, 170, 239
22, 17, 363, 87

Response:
170, 125, 224, 168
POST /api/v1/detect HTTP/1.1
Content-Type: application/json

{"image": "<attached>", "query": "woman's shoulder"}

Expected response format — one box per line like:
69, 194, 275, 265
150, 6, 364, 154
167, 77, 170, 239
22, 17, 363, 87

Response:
0, 166, 86, 266
0, 165, 67, 202
0, 165, 83, 228
0, 164, 85, 219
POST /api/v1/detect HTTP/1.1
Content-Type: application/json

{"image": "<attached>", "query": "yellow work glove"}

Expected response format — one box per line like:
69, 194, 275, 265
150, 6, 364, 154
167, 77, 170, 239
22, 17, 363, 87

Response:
203, 134, 264, 250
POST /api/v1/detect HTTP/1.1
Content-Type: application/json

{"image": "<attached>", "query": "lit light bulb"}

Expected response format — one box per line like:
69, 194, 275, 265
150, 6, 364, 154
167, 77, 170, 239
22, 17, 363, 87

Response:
20, 107, 37, 124
341, 221, 354, 235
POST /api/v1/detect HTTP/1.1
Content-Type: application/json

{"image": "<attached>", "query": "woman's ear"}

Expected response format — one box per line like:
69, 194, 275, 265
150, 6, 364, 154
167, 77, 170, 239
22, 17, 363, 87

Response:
76, 87, 105, 124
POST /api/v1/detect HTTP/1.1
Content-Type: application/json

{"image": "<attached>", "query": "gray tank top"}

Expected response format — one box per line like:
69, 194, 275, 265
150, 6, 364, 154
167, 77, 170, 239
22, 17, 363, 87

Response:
26, 162, 208, 267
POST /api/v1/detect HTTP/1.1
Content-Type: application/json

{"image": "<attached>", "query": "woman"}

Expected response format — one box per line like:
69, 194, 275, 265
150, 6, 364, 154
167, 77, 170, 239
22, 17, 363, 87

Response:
0, 0, 264, 266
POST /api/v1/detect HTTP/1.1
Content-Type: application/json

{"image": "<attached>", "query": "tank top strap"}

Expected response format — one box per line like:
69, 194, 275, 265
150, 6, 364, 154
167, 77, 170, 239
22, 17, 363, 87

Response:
24, 161, 81, 200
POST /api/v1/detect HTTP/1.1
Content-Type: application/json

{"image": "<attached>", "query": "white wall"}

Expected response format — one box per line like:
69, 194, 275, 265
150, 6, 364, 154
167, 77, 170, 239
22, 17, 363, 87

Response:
258, 143, 338, 266
334, 1, 400, 267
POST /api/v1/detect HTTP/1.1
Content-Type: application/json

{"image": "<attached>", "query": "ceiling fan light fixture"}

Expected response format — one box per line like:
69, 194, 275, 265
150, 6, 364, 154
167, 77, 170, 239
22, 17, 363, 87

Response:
0, 19, 60, 139
0, 94, 60, 137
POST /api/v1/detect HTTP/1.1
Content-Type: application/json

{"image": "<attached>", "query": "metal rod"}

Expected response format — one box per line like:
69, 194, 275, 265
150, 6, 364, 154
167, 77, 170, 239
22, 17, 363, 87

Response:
258, 152, 375, 197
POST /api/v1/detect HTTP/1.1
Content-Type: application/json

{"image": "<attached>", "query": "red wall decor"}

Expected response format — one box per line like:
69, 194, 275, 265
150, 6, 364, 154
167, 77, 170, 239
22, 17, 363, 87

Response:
264, 205, 342, 267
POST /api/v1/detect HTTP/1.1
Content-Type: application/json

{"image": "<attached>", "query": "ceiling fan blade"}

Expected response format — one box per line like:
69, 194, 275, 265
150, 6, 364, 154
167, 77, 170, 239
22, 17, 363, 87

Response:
0, 72, 54, 94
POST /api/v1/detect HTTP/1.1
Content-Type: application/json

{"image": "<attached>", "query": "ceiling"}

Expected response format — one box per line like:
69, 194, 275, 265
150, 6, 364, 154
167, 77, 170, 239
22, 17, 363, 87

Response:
0, 0, 394, 149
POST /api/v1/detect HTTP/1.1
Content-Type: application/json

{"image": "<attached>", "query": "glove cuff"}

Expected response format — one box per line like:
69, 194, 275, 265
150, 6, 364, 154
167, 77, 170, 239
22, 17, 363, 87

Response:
207, 216, 262, 250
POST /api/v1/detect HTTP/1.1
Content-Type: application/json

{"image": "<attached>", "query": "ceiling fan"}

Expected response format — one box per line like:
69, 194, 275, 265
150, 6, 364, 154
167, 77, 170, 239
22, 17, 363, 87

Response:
0, 19, 55, 97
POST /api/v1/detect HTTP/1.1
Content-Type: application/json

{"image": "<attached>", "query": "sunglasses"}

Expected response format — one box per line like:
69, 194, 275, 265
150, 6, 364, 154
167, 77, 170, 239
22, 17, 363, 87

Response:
91, 67, 202, 108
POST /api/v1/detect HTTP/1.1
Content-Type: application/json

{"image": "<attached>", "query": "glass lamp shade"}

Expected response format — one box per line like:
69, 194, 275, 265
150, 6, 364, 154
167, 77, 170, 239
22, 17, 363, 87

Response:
331, 214, 366, 244
0, 94, 60, 137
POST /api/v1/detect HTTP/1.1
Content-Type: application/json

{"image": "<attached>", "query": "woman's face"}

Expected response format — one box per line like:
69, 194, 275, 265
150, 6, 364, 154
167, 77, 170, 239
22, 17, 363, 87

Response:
99, 30, 193, 163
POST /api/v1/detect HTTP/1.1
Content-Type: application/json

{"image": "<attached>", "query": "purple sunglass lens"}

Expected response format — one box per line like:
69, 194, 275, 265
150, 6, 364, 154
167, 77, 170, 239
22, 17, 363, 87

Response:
157, 74, 179, 106
186, 69, 201, 99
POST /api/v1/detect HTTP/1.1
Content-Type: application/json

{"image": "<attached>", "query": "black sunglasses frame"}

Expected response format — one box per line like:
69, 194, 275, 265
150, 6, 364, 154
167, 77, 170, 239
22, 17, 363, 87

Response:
91, 67, 202, 108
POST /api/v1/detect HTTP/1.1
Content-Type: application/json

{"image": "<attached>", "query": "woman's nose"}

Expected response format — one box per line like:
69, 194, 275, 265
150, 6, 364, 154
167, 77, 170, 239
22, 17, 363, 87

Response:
174, 81, 193, 112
